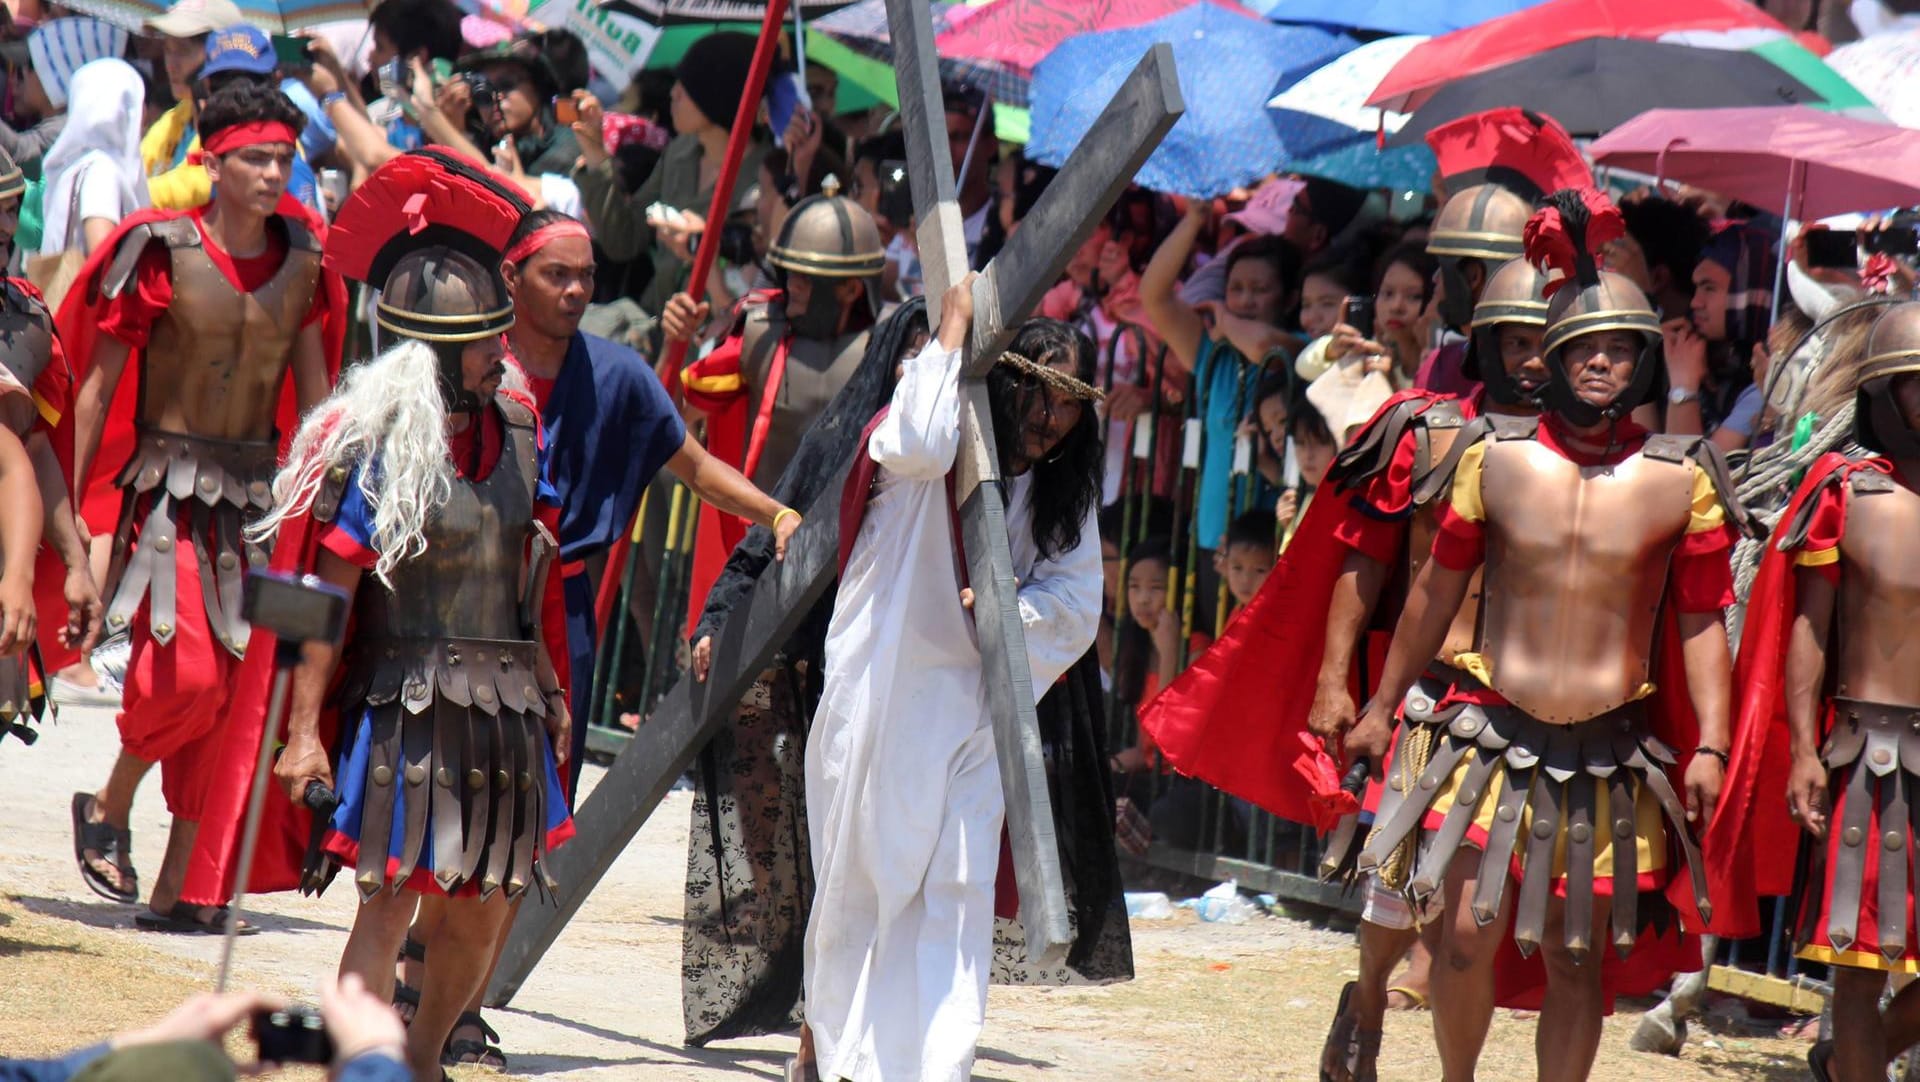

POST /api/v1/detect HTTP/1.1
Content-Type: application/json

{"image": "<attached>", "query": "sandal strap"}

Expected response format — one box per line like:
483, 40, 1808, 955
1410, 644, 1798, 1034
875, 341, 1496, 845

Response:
399, 936, 428, 963
455, 1010, 500, 1044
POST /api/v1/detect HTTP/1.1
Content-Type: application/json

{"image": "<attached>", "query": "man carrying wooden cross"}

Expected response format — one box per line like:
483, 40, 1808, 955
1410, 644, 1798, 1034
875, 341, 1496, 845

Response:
804, 274, 1105, 1082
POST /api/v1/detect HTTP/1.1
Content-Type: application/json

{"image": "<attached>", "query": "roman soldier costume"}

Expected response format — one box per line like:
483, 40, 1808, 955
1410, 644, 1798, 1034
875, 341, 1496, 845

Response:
1357, 190, 1757, 961
1710, 301, 1920, 972
681, 182, 886, 630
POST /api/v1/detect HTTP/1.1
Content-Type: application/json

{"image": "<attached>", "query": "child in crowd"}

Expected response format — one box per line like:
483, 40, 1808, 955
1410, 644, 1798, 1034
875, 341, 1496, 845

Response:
1214, 509, 1278, 615
1293, 251, 1371, 382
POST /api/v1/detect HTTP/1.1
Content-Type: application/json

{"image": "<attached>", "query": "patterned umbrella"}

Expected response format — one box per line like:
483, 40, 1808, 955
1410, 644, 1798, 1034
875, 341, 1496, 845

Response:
1289, 140, 1434, 191
811, 0, 1030, 105
1266, 34, 1422, 158
602, 0, 854, 27
934, 0, 1256, 73
1826, 29, 1920, 127
1028, 5, 1353, 196
65, 0, 368, 32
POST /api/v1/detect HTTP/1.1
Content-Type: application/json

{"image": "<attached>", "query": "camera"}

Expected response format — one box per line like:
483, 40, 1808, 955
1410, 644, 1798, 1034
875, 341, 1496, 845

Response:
252, 1006, 333, 1065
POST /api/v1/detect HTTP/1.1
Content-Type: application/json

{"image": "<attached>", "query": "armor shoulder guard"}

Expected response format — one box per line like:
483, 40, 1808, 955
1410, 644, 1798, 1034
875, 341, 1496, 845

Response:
1328, 394, 1443, 493
281, 214, 323, 256
495, 392, 537, 431
1410, 414, 1496, 507
100, 217, 201, 301
1640, 434, 1693, 464
1423, 398, 1466, 430
1778, 461, 1861, 552
1643, 433, 1766, 539
1488, 415, 1540, 442
0, 278, 48, 323
1851, 469, 1896, 495
312, 464, 351, 524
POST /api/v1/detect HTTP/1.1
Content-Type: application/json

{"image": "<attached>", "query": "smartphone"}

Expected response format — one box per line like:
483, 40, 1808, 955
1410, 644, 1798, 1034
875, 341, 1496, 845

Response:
270, 34, 313, 67
378, 56, 409, 99
1866, 226, 1920, 258
1342, 295, 1376, 340
553, 96, 578, 126
252, 1007, 333, 1065
1804, 229, 1859, 269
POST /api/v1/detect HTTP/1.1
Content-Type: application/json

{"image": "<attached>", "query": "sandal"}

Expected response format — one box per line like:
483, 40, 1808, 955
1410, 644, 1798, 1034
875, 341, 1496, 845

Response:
1319, 981, 1381, 1082
134, 902, 259, 936
393, 938, 426, 1024
72, 792, 137, 904
1808, 1039, 1833, 1082
441, 1010, 506, 1070
784, 1056, 822, 1082
1385, 984, 1429, 1011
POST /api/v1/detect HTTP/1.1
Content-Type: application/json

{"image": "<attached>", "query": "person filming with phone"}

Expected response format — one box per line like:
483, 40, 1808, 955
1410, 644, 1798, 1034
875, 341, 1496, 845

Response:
1661, 220, 1776, 451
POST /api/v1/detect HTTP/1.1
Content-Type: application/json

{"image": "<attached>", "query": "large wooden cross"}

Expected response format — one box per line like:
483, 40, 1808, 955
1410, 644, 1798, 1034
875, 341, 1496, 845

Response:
487, 9, 1180, 1005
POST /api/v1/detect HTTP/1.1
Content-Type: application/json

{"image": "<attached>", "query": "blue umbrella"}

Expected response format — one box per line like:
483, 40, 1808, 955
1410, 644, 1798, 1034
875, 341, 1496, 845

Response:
1261, 0, 1546, 36
1289, 138, 1435, 192
1027, 6, 1353, 198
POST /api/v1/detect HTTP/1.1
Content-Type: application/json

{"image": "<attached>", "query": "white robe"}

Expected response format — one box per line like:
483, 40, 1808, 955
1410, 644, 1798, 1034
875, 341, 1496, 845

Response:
803, 340, 1102, 1082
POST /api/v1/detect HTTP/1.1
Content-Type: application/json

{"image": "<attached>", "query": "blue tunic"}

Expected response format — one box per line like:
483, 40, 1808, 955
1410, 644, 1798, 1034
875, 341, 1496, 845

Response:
536, 332, 687, 799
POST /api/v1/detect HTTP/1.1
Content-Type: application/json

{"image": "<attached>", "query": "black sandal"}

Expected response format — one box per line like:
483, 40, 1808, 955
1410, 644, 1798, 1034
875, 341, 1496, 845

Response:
441, 1010, 505, 1070
134, 902, 259, 936
72, 792, 137, 904
1319, 981, 1381, 1082
1808, 1039, 1834, 1082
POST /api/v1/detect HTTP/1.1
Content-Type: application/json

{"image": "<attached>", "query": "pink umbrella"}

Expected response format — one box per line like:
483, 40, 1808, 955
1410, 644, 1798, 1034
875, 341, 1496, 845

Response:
1588, 106, 1920, 220
1366, 0, 1799, 111
934, 0, 1258, 73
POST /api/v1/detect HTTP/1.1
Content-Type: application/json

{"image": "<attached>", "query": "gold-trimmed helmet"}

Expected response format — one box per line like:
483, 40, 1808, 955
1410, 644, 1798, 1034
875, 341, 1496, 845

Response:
1428, 183, 1532, 263
375, 247, 514, 345
1538, 269, 1660, 425
1463, 258, 1550, 406
767, 178, 885, 279
1854, 300, 1920, 456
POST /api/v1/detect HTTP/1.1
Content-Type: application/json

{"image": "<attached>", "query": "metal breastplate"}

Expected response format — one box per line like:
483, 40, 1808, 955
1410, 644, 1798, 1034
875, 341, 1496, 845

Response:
1407, 416, 1487, 664
354, 398, 541, 644
1835, 472, 1920, 708
133, 218, 321, 442
740, 309, 869, 487
1476, 437, 1696, 723
0, 280, 53, 391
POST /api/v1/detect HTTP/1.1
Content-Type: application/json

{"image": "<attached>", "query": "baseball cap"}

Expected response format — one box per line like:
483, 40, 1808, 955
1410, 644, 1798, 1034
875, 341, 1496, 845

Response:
148, 0, 245, 39
201, 24, 276, 79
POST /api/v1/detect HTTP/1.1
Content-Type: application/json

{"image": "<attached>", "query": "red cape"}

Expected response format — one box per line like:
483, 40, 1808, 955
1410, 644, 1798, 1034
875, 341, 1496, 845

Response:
1702, 451, 1858, 938
33, 199, 348, 675
182, 396, 573, 905
1136, 389, 1466, 831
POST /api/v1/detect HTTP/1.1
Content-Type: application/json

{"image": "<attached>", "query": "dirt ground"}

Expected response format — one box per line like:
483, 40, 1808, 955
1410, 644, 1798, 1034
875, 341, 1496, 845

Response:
1, 704, 1819, 1080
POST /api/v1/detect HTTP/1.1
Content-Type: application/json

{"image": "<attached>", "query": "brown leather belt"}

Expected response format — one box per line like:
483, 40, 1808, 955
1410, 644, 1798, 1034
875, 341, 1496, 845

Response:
1356, 697, 1707, 963
1815, 697, 1920, 961
102, 428, 276, 657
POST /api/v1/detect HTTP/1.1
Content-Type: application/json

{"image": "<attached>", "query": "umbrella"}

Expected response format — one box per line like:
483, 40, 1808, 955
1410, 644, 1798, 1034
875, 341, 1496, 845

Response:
1748, 38, 1878, 117
1389, 38, 1827, 145
1367, 0, 1794, 111
602, 0, 852, 26
1826, 29, 1920, 127
65, 0, 366, 32
1027, 5, 1353, 197
1290, 140, 1434, 191
811, 0, 1030, 104
1267, 34, 1421, 157
934, 0, 1257, 73
1588, 106, 1920, 220
1261, 0, 1543, 36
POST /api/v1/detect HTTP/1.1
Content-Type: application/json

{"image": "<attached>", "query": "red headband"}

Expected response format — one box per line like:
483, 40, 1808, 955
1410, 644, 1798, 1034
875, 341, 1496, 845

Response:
503, 220, 591, 266
203, 121, 300, 157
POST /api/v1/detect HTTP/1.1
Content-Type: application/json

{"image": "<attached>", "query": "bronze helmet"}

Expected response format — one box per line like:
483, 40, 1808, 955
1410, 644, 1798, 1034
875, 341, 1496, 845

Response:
1853, 300, 1920, 457
1462, 258, 1550, 407
1428, 183, 1533, 327
767, 178, 886, 279
376, 246, 514, 413
1538, 270, 1661, 426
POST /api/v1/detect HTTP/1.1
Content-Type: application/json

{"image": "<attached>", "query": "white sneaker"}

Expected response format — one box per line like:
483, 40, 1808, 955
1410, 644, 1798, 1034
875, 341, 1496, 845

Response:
50, 677, 120, 708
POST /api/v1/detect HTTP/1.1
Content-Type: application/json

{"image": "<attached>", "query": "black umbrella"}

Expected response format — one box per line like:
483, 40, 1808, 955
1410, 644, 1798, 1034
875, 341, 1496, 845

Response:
1388, 36, 1828, 146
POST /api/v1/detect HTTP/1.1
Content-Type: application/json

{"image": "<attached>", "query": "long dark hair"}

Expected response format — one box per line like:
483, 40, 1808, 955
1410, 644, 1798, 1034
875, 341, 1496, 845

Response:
991, 319, 1103, 562
1112, 534, 1172, 706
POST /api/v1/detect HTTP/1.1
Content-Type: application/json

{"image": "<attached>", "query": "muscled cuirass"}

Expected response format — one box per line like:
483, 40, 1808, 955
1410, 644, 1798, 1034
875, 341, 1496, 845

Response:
1834, 470, 1920, 708
120, 217, 321, 442
1407, 407, 1487, 666
739, 305, 870, 487
1475, 436, 1696, 723
355, 399, 540, 644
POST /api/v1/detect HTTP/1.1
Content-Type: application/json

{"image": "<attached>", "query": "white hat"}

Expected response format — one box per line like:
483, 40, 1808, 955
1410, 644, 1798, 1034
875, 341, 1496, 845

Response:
146, 0, 245, 39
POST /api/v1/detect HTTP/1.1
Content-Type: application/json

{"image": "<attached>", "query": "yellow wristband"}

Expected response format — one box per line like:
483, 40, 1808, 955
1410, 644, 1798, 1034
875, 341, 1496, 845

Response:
772, 508, 800, 530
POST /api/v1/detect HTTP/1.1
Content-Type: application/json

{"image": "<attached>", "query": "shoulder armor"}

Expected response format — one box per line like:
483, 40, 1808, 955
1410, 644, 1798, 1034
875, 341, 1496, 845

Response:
1328, 394, 1434, 494
1423, 398, 1466, 430
1410, 414, 1495, 507
312, 464, 350, 524
496, 392, 536, 430
1851, 469, 1895, 495
1488, 415, 1540, 441
1640, 434, 1693, 465
0, 278, 47, 323
281, 214, 323, 255
100, 217, 201, 301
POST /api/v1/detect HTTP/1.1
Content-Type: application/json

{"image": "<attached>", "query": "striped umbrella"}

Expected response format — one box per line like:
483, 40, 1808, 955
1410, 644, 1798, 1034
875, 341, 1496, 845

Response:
1825, 29, 1920, 127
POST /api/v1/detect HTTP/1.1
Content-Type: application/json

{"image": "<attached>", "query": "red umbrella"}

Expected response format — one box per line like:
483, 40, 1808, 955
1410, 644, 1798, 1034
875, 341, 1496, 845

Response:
934, 0, 1257, 73
1366, 0, 1797, 111
1588, 105, 1920, 220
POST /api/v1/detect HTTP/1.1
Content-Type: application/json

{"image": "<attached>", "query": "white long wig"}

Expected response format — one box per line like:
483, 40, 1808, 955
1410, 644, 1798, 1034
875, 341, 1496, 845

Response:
249, 339, 460, 586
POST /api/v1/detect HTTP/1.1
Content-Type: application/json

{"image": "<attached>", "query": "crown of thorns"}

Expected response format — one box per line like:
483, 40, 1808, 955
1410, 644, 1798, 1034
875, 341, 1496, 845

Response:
997, 351, 1105, 403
